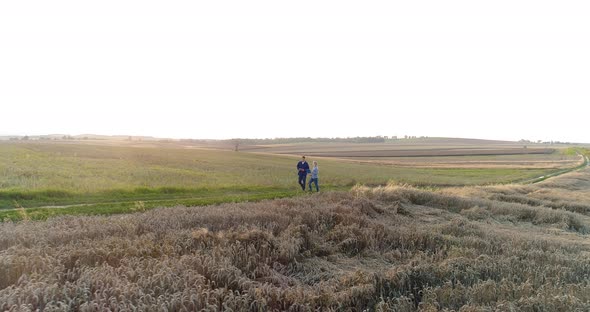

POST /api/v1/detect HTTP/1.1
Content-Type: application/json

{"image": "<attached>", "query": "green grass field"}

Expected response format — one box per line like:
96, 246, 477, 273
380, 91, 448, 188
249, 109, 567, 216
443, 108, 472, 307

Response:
0, 141, 579, 220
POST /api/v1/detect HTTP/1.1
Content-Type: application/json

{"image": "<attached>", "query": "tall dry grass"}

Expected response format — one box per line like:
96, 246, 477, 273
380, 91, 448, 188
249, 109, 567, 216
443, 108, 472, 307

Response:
443, 170, 590, 217
1, 171, 590, 311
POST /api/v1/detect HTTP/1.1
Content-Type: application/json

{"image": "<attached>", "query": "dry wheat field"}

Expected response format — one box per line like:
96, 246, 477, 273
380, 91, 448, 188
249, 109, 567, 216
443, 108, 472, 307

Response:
1, 167, 590, 311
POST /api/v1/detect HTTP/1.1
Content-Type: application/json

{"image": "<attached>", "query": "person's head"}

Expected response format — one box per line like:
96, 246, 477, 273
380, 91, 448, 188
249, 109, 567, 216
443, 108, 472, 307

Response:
301, 156, 306, 161
313, 161, 318, 167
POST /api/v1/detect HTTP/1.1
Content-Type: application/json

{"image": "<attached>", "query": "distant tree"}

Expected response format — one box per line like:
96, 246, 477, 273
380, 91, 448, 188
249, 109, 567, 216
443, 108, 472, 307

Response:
22, 135, 29, 141
231, 139, 242, 151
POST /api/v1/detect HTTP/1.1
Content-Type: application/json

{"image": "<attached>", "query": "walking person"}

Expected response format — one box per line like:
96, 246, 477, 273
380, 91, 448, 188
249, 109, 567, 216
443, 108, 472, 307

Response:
308, 161, 319, 192
296, 156, 310, 191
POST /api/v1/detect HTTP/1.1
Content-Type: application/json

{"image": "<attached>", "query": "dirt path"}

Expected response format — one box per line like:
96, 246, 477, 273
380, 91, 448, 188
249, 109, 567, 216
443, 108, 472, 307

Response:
521, 153, 588, 184
2, 189, 298, 212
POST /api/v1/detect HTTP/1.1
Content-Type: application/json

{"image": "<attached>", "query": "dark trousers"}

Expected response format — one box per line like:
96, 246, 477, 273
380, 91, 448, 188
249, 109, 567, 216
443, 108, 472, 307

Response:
308, 178, 319, 192
298, 174, 307, 190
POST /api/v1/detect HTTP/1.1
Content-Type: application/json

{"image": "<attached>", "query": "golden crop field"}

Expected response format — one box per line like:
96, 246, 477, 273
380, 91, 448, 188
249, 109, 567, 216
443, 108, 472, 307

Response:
2, 159, 590, 310
1, 139, 589, 310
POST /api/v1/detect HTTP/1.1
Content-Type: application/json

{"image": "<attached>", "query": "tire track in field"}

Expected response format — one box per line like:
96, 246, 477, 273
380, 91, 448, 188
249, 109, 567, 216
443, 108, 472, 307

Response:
1, 189, 297, 212
521, 153, 589, 184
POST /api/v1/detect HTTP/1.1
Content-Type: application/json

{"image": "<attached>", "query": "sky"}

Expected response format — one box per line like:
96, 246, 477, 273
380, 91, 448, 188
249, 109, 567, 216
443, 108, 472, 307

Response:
1, 1, 589, 142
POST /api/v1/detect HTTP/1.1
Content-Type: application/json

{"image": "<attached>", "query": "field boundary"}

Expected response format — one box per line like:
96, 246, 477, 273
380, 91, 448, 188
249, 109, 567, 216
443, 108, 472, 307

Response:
0, 186, 349, 221
521, 154, 588, 184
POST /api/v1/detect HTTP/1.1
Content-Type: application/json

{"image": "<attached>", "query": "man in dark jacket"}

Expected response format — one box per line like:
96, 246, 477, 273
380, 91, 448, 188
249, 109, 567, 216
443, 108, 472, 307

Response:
296, 156, 310, 191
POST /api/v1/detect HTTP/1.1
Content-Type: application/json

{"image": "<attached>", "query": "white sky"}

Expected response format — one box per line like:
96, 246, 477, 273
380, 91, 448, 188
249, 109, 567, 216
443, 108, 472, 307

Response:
1, 1, 589, 142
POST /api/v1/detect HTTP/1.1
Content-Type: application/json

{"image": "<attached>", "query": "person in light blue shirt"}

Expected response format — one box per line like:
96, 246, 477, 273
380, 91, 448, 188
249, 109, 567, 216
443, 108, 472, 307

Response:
308, 161, 319, 192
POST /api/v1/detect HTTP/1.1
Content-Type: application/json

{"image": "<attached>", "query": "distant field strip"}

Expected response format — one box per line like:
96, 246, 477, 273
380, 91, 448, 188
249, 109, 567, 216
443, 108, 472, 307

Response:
339, 155, 579, 169
278, 148, 554, 158
232, 139, 551, 155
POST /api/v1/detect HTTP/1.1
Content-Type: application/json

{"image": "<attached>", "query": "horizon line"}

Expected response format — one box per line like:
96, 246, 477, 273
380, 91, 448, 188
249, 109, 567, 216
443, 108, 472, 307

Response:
0, 133, 586, 144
